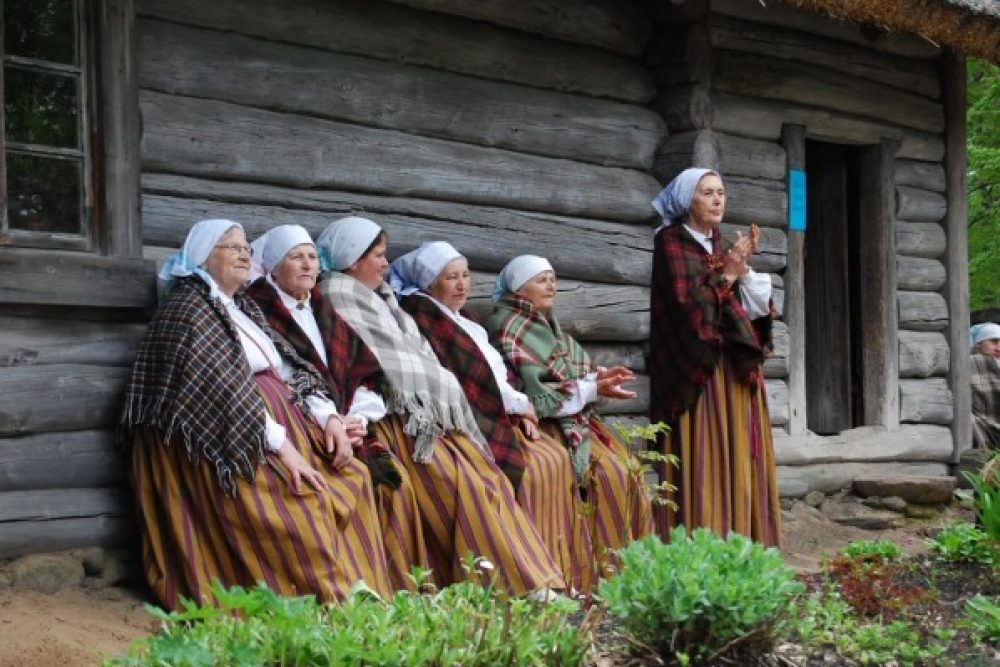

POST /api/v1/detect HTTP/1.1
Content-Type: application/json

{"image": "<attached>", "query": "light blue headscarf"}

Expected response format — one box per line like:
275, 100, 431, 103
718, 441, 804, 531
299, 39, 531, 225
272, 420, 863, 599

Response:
158, 219, 242, 298
971, 322, 1000, 349
388, 241, 464, 297
316, 216, 382, 272
492, 255, 553, 303
651, 167, 720, 229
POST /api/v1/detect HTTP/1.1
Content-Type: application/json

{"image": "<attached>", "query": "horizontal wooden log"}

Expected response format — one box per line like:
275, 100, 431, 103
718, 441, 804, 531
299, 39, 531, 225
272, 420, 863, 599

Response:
896, 186, 947, 222
0, 487, 131, 523
897, 256, 946, 291
583, 344, 647, 373
0, 250, 155, 309
646, 24, 712, 86
898, 330, 949, 378
0, 317, 144, 367
724, 177, 787, 228
654, 130, 786, 182
767, 379, 789, 427
379, 0, 652, 56
0, 516, 135, 559
777, 461, 950, 498
653, 129, 720, 182
141, 179, 654, 286
713, 50, 944, 133
140, 92, 661, 223
774, 424, 953, 465
711, 0, 942, 59
138, 21, 664, 171
0, 365, 128, 436
898, 291, 948, 331
712, 92, 945, 162
136, 0, 655, 104
651, 83, 712, 133
895, 160, 946, 193
764, 320, 790, 379
709, 15, 941, 99
899, 378, 953, 424
896, 221, 946, 258
0, 431, 125, 492
595, 375, 649, 415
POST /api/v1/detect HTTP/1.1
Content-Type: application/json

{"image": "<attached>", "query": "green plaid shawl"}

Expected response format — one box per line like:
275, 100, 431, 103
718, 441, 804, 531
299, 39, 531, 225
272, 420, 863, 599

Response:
487, 294, 595, 479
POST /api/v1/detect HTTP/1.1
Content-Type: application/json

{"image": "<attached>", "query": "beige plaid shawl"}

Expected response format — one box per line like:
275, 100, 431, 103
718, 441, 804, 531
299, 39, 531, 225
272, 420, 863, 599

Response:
318, 272, 488, 462
972, 352, 1000, 449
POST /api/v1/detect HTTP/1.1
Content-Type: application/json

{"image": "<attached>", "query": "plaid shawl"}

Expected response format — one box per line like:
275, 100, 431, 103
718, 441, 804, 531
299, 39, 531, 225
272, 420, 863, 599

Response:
401, 293, 526, 489
245, 277, 400, 488
121, 277, 329, 495
971, 352, 1000, 449
318, 272, 489, 462
649, 224, 773, 422
486, 294, 597, 480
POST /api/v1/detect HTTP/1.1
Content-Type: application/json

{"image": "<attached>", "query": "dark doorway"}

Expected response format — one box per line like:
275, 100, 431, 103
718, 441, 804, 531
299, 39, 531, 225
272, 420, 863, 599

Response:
804, 140, 865, 435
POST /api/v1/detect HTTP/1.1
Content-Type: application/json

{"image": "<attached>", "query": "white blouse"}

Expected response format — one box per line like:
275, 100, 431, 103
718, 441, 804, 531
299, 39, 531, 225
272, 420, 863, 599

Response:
683, 224, 772, 320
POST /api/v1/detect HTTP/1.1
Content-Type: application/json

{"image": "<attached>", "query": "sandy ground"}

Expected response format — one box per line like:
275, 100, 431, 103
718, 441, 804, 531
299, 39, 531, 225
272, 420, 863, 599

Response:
0, 502, 968, 667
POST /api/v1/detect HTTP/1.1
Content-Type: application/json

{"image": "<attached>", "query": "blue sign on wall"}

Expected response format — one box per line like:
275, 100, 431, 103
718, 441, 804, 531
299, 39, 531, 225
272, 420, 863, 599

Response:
788, 169, 806, 232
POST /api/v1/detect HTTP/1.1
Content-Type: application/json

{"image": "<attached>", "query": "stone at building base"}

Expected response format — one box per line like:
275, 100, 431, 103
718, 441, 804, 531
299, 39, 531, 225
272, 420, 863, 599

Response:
861, 495, 909, 513
852, 475, 956, 504
10, 553, 85, 594
821, 498, 906, 530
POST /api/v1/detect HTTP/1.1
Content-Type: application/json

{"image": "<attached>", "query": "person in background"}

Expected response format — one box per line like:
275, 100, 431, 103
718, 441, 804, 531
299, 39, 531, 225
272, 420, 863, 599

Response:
970, 322, 1000, 450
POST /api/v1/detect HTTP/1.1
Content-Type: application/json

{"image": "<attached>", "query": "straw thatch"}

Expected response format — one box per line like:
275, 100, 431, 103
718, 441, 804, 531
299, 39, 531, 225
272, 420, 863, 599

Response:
785, 0, 1000, 62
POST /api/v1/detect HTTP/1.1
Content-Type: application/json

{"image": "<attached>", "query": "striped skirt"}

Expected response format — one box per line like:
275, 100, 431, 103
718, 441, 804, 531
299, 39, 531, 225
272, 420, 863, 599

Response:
542, 419, 654, 579
130, 371, 391, 610
656, 359, 782, 547
373, 415, 564, 596
511, 425, 595, 594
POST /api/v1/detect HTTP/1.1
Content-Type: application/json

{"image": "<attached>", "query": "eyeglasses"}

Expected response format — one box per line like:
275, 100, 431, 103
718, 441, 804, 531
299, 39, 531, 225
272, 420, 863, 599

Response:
215, 243, 253, 256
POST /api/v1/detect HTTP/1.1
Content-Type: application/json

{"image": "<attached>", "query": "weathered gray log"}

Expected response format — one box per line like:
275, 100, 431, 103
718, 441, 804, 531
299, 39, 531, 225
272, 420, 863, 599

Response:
896, 221, 946, 258
709, 15, 941, 99
379, 0, 652, 56
711, 0, 941, 59
136, 0, 655, 103
723, 177, 787, 228
0, 516, 134, 559
653, 130, 720, 182
713, 50, 944, 133
777, 462, 950, 498
651, 84, 712, 133
898, 331, 950, 378
0, 430, 125, 492
774, 424, 953, 466
897, 256, 946, 291
583, 344, 647, 373
655, 130, 786, 183
782, 124, 807, 435
141, 185, 654, 286
0, 317, 144, 367
0, 487, 131, 523
764, 321, 790, 379
767, 379, 789, 427
0, 250, 156, 309
898, 292, 948, 331
895, 160, 947, 193
900, 378, 953, 424
712, 92, 945, 162
595, 375, 649, 415
0, 365, 128, 436
140, 92, 661, 223
646, 24, 712, 86
896, 186, 947, 222
138, 21, 664, 171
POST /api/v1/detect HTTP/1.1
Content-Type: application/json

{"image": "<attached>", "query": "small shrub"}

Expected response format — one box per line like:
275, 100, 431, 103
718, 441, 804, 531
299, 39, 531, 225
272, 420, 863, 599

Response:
840, 539, 903, 563
963, 595, 1000, 644
598, 527, 803, 663
966, 464, 1000, 542
825, 554, 929, 619
926, 522, 999, 566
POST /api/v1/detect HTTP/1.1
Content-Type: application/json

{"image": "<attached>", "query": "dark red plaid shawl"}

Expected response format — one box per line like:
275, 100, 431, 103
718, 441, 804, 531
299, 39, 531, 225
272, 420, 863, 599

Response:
401, 293, 526, 490
649, 224, 773, 422
245, 277, 400, 488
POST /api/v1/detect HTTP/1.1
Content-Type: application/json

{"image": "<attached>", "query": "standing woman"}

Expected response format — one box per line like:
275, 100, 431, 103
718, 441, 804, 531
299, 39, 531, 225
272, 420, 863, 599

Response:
970, 322, 1000, 450
648, 168, 781, 547
487, 256, 653, 574
391, 242, 595, 593
245, 224, 429, 592
121, 219, 391, 610
315, 217, 564, 596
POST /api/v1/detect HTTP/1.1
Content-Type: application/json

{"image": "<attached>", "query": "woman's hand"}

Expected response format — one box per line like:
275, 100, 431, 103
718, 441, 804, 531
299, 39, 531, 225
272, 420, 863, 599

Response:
276, 439, 328, 494
343, 415, 367, 446
520, 404, 540, 440
722, 233, 750, 285
323, 415, 354, 469
595, 367, 637, 400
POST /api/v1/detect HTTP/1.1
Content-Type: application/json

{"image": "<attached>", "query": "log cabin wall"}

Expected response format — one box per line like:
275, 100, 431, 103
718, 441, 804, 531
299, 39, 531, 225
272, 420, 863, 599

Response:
646, 0, 958, 495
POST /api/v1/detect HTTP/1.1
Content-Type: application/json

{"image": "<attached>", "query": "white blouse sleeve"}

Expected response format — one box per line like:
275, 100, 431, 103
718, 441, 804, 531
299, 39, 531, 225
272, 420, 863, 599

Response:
553, 376, 599, 417
264, 416, 286, 452
349, 386, 388, 426
738, 268, 772, 320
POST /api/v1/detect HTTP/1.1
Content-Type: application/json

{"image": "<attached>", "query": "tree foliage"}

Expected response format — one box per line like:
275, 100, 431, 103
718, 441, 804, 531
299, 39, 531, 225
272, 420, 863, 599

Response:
968, 58, 1000, 311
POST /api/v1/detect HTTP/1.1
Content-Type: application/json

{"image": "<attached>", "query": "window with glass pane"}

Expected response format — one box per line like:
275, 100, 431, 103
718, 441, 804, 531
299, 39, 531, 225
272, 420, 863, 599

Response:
2, 0, 90, 247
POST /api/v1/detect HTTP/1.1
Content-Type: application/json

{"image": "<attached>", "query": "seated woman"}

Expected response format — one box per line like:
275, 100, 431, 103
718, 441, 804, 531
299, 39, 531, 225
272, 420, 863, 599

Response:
121, 219, 391, 610
390, 241, 595, 593
245, 224, 429, 592
971, 322, 1000, 450
487, 256, 653, 572
315, 216, 564, 596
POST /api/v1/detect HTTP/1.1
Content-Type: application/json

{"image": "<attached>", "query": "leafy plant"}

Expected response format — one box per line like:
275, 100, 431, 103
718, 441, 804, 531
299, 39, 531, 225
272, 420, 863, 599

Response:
598, 527, 803, 663
610, 420, 678, 525
926, 522, 998, 566
967, 58, 1000, 310
840, 539, 904, 563
965, 464, 1000, 542
963, 595, 1000, 644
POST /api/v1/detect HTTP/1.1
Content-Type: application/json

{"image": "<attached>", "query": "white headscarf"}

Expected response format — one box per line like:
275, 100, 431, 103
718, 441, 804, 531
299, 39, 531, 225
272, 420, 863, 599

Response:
158, 218, 242, 298
971, 322, 1000, 349
388, 241, 464, 297
651, 167, 720, 229
249, 224, 315, 282
492, 255, 553, 303
316, 216, 382, 272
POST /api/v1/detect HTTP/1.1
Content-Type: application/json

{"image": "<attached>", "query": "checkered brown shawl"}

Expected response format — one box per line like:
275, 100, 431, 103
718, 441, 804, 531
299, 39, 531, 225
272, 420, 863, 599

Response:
401, 293, 526, 490
121, 277, 329, 495
649, 224, 773, 423
971, 352, 1000, 449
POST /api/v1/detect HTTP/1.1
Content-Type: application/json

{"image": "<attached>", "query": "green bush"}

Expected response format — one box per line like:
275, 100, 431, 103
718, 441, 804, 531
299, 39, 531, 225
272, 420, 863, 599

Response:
840, 539, 904, 563
926, 522, 998, 566
963, 595, 1000, 645
598, 527, 803, 663
106, 574, 589, 667
966, 466, 1000, 542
